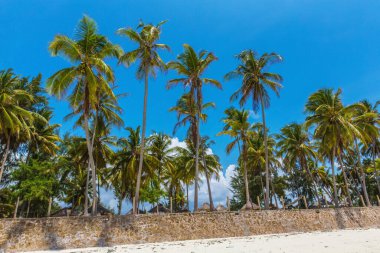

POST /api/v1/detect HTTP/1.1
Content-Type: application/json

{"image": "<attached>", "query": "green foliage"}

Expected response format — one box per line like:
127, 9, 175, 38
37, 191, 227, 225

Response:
12, 160, 59, 201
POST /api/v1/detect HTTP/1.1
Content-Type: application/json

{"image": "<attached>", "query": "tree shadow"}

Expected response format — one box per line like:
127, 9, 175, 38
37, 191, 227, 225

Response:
334, 208, 346, 229
44, 218, 64, 250
1, 219, 28, 251
97, 217, 112, 247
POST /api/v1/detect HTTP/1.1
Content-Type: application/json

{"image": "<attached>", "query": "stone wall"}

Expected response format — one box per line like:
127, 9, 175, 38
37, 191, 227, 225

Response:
1, 207, 380, 252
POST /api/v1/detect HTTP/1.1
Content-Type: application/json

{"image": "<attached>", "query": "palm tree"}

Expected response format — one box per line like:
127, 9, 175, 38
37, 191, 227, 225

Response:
110, 126, 158, 212
276, 123, 321, 206
148, 132, 175, 181
146, 132, 175, 209
247, 123, 279, 206
174, 138, 221, 210
305, 88, 363, 207
218, 108, 252, 208
199, 136, 222, 210
117, 21, 169, 213
167, 44, 221, 211
57, 134, 90, 211
225, 50, 283, 209
0, 69, 42, 183
169, 93, 215, 139
162, 159, 185, 211
47, 16, 122, 214
27, 109, 60, 160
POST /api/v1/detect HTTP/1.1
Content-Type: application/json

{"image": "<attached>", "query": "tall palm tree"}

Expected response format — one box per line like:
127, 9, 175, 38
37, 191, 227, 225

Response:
276, 123, 321, 206
0, 69, 42, 183
218, 108, 252, 208
117, 21, 169, 213
305, 88, 363, 207
167, 44, 221, 211
225, 50, 283, 209
47, 16, 121, 214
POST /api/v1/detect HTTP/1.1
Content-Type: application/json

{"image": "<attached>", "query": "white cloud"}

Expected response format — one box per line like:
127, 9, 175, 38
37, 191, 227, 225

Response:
206, 148, 213, 155
249, 110, 260, 120
169, 137, 187, 149
170, 137, 213, 155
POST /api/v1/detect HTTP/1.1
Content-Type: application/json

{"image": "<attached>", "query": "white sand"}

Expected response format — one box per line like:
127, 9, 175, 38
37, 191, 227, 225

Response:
29, 228, 380, 253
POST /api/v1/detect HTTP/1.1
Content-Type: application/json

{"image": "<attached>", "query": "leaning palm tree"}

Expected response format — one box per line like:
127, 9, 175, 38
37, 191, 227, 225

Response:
276, 123, 321, 206
305, 88, 363, 207
218, 108, 252, 208
0, 69, 41, 183
117, 21, 169, 213
225, 50, 283, 209
167, 44, 221, 211
47, 16, 122, 214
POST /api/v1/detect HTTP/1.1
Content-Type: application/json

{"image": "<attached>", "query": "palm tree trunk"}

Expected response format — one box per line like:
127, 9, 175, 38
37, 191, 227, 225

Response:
331, 149, 339, 207
205, 172, 214, 211
135, 69, 149, 214
47, 197, 52, 217
98, 174, 101, 204
84, 117, 98, 216
202, 153, 214, 211
13, 197, 19, 219
83, 113, 97, 215
0, 135, 11, 183
337, 154, 353, 207
117, 196, 123, 215
354, 139, 371, 206
84, 163, 90, 216
194, 117, 200, 212
260, 97, 270, 209
186, 183, 189, 210
241, 141, 251, 209
259, 166, 265, 201
26, 200, 30, 217
269, 167, 279, 208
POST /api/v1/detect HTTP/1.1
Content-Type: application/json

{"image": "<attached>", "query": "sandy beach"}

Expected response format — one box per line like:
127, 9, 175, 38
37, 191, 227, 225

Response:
28, 228, 380, 253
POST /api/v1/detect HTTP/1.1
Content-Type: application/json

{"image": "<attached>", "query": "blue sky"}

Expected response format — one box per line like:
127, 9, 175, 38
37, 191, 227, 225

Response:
1, 0, 380, 210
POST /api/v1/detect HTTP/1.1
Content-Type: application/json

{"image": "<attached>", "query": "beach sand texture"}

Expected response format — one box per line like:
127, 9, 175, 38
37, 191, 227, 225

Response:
28, 228, 380, 253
